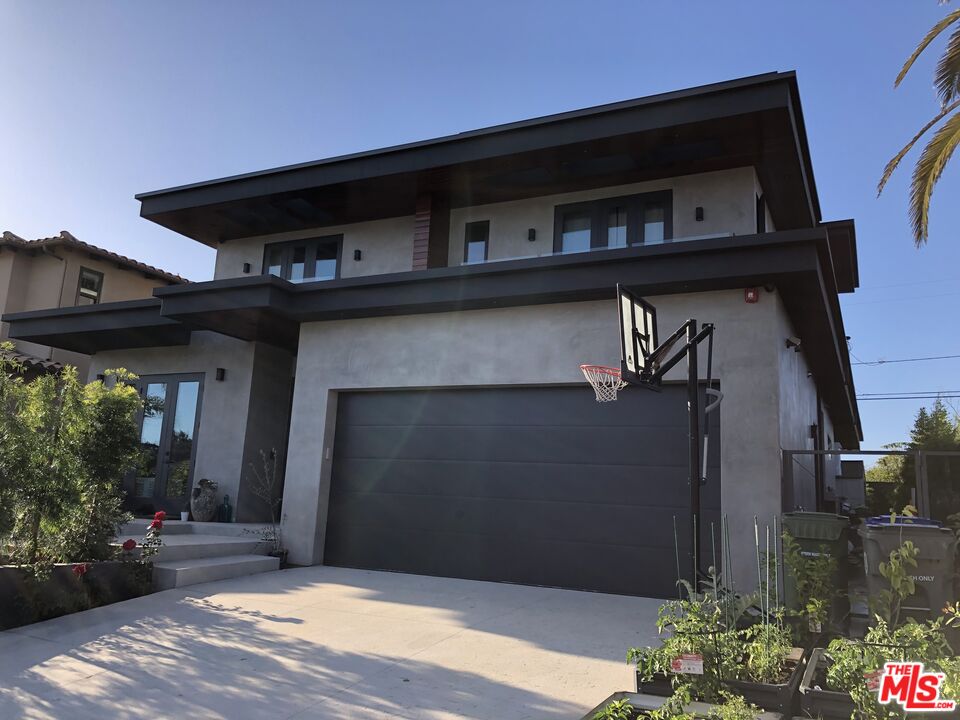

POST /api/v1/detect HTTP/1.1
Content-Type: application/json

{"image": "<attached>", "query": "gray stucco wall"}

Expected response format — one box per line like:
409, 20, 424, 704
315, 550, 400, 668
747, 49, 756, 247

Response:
210, 167, 760, 281
447, 167, 759, 264
282, 287, 787, 587
89, 332, 254, 511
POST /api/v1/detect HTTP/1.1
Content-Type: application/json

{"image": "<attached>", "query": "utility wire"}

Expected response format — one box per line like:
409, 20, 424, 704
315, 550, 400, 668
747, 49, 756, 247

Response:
857, 395, 960, 401
851, 353, 960, 366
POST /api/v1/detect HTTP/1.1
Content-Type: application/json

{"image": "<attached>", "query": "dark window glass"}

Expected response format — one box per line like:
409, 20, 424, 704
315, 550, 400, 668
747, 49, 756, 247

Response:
135, 382, 166, 497
607, 206, 628, 248
464, 221, 489, 263
77, 267, 103, 305
314, 240, 338, 279
266, 247, 283, 277
561, 212, 592, 253
756, 194, 767, 233
290, 246, 306, 282
643, 204, 665, 245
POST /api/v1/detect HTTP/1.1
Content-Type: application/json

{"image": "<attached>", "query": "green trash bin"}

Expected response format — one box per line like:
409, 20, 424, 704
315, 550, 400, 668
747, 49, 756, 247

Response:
860, 517, 957, 622
781, 511, 850, 631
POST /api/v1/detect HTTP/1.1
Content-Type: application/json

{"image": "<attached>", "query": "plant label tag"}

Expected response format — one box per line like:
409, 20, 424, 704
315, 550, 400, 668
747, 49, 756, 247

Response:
864, 670, 882, 692
808, 618, 822, 633
671, 654, 704, 675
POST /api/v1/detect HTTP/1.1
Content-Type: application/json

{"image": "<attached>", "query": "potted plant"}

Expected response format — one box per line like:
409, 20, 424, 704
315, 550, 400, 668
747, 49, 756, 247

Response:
190, 478, 218, 521
629, 571, 807, 716
583, 688, 765, 720
800, 607, 960, 720
180, 498, 190, 522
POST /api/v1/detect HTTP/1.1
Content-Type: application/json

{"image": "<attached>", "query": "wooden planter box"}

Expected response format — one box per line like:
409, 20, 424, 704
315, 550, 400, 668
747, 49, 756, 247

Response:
581, 691, 786, 720
0, 561, 151, 630
799, 648, 855, 720
634, 648, 806, 715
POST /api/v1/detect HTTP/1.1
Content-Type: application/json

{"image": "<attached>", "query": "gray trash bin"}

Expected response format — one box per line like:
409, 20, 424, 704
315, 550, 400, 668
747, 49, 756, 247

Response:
860, 517, 957, 622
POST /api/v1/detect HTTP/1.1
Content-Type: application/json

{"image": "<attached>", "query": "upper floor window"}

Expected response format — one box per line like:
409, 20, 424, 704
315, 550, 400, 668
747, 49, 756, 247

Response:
463, 221, 489, 264
76, 267, 103, 305
262, 235, 342, 283
553, 191, 672, 254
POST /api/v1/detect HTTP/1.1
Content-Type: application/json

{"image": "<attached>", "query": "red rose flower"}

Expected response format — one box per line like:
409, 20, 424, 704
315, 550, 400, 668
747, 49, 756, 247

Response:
122, 539, 137, 552
72, 563, 90, 577
149, 518, 163, 530
153, 511, 167, 522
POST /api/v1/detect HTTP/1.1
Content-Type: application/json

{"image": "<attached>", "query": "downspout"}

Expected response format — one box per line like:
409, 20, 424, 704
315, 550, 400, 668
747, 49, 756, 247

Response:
41, 246, 68, 361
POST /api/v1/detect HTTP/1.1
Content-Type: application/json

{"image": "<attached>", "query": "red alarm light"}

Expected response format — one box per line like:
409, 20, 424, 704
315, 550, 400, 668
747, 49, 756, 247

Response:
744, 287, 759, 304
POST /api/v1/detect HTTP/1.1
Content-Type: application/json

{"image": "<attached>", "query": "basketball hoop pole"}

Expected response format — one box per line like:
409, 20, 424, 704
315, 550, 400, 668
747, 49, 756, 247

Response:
686, 319, 701, 585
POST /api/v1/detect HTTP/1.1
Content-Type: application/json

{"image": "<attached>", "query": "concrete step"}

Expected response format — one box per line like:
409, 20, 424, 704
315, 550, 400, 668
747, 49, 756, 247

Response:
112, 534, 266, 562
120, 519, 275, 538
152, 554, 280, 591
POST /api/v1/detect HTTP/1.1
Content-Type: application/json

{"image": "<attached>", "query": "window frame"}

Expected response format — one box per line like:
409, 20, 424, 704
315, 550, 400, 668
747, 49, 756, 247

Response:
552, 190, 673, 253
462, 220, 490, 264
261, 234, 343, 283
76, 266, 104, 305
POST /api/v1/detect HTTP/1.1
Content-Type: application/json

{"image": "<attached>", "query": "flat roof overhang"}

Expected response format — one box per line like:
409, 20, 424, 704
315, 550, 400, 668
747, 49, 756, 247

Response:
137, 72, 821, 245
2, 229, 860, 446
2, 299, 192, 355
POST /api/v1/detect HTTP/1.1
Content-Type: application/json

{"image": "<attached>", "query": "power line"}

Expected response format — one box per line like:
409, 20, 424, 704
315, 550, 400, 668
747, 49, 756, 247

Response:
858, 390, 960, 396
857, 395, 960, 401
851, 353, 960, 366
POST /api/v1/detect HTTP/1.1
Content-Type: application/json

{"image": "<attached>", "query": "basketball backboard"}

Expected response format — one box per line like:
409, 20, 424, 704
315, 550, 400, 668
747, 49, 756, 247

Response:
618, 284, 658, 385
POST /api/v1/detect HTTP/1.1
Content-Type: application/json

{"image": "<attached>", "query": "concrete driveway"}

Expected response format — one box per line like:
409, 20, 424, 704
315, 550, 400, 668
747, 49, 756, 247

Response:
0, 566, 660, 719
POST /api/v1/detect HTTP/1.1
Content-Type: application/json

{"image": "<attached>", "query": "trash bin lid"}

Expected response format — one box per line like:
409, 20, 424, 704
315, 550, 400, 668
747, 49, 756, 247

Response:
781, 511, 848, 541
865, 515, 942, 528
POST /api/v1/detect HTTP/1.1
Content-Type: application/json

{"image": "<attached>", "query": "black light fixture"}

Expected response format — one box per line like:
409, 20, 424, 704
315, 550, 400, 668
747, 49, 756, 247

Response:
354, 249, 362, 261
215, 368, 226, 382
695, 207, 704, 221
96, 373, 105, 382
527, 228, 536, 241
242, 262, 251, 274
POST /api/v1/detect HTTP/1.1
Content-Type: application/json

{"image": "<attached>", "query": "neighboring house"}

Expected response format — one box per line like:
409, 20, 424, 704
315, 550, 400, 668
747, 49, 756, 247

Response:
0, 231, 186, 379
3, 72, 861, 596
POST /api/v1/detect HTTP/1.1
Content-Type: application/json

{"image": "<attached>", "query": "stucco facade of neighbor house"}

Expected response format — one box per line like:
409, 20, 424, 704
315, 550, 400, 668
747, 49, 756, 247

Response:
4, 72, 862, 595
0, 231, 185, 378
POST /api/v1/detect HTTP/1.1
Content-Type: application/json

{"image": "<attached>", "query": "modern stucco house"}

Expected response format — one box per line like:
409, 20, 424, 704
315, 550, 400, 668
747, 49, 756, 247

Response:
0, 231, 185, 379
3, 72, 861, 596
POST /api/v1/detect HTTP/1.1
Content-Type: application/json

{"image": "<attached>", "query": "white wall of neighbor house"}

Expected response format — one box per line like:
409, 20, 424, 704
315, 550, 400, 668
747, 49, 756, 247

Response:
209, 167, 762, 281
282, 286, 790, 588
447, 167, 759, 264
87, 332, 261, 517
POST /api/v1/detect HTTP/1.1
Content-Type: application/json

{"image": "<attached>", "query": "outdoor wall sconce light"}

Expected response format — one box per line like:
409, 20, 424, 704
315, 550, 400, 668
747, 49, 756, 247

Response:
354, 249, 362, 261
242, 262, 251, 274
695, 207, 704, 221
527, 228, 536, 241
215, 368, 226, 381
785, 337, 802, 352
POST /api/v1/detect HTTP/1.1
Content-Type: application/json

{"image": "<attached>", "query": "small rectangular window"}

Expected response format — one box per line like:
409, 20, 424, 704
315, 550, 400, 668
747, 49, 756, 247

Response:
76, 267, 103, 306
266, 247, 283, 277
313, 240, 339, 279
643, 203, 666, 245
463, 221, 489, 264
290, 246, 306, 282
554, 191, 671, 253
607, 206, 628, 248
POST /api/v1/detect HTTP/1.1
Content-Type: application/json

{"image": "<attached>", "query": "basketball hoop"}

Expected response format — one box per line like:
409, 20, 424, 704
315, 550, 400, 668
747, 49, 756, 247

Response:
580, 364, 627, 402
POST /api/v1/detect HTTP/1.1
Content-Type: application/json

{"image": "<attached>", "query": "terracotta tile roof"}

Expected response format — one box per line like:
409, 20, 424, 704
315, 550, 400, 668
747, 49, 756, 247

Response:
0, 231, 188, 284
1, 348, 64, 374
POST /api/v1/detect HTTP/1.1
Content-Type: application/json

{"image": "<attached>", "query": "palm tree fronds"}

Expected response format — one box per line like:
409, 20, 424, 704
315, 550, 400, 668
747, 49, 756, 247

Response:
895, 8, 960, 87
935, 24, 960, 104
908, 111, 960, 245
878, 97, 960, 195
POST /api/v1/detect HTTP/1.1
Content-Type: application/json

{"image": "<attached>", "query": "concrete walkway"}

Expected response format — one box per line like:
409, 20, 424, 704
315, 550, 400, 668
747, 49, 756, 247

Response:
0, 566, 660, 719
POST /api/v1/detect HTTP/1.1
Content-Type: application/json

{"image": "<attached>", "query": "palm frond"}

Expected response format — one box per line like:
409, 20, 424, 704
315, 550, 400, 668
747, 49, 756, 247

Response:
909, 111, 960, 245
935, 23, 960, 104
878, 98, 960, 194
895, 8, 960, 87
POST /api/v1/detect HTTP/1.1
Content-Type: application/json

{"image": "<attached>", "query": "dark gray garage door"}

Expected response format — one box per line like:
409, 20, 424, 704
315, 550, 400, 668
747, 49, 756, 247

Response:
324, 385, 720, 598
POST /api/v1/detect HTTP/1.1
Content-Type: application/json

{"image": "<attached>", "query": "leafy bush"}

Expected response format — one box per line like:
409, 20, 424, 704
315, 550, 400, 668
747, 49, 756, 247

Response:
781, 530, 838, 638
0, 346, 142, 566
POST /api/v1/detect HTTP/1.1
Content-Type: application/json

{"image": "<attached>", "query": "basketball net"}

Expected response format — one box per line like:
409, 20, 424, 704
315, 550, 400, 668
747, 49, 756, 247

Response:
579, 364, 627, 402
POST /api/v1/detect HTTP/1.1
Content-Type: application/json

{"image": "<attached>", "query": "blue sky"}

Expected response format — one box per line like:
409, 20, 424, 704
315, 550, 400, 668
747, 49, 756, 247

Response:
2, 1, 959, 452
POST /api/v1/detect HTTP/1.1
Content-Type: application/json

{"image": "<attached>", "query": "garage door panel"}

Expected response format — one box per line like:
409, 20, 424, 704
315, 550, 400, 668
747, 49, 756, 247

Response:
328, 490, 690, 548
324, 523, 691, 597
335, 425, 702, 466
337, 387, 694, 428
326, 386, 720, 598
332, 458, 696, 507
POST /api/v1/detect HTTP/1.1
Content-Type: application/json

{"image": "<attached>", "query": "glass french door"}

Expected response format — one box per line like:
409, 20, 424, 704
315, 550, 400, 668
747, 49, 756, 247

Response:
126, 374, 204, 515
